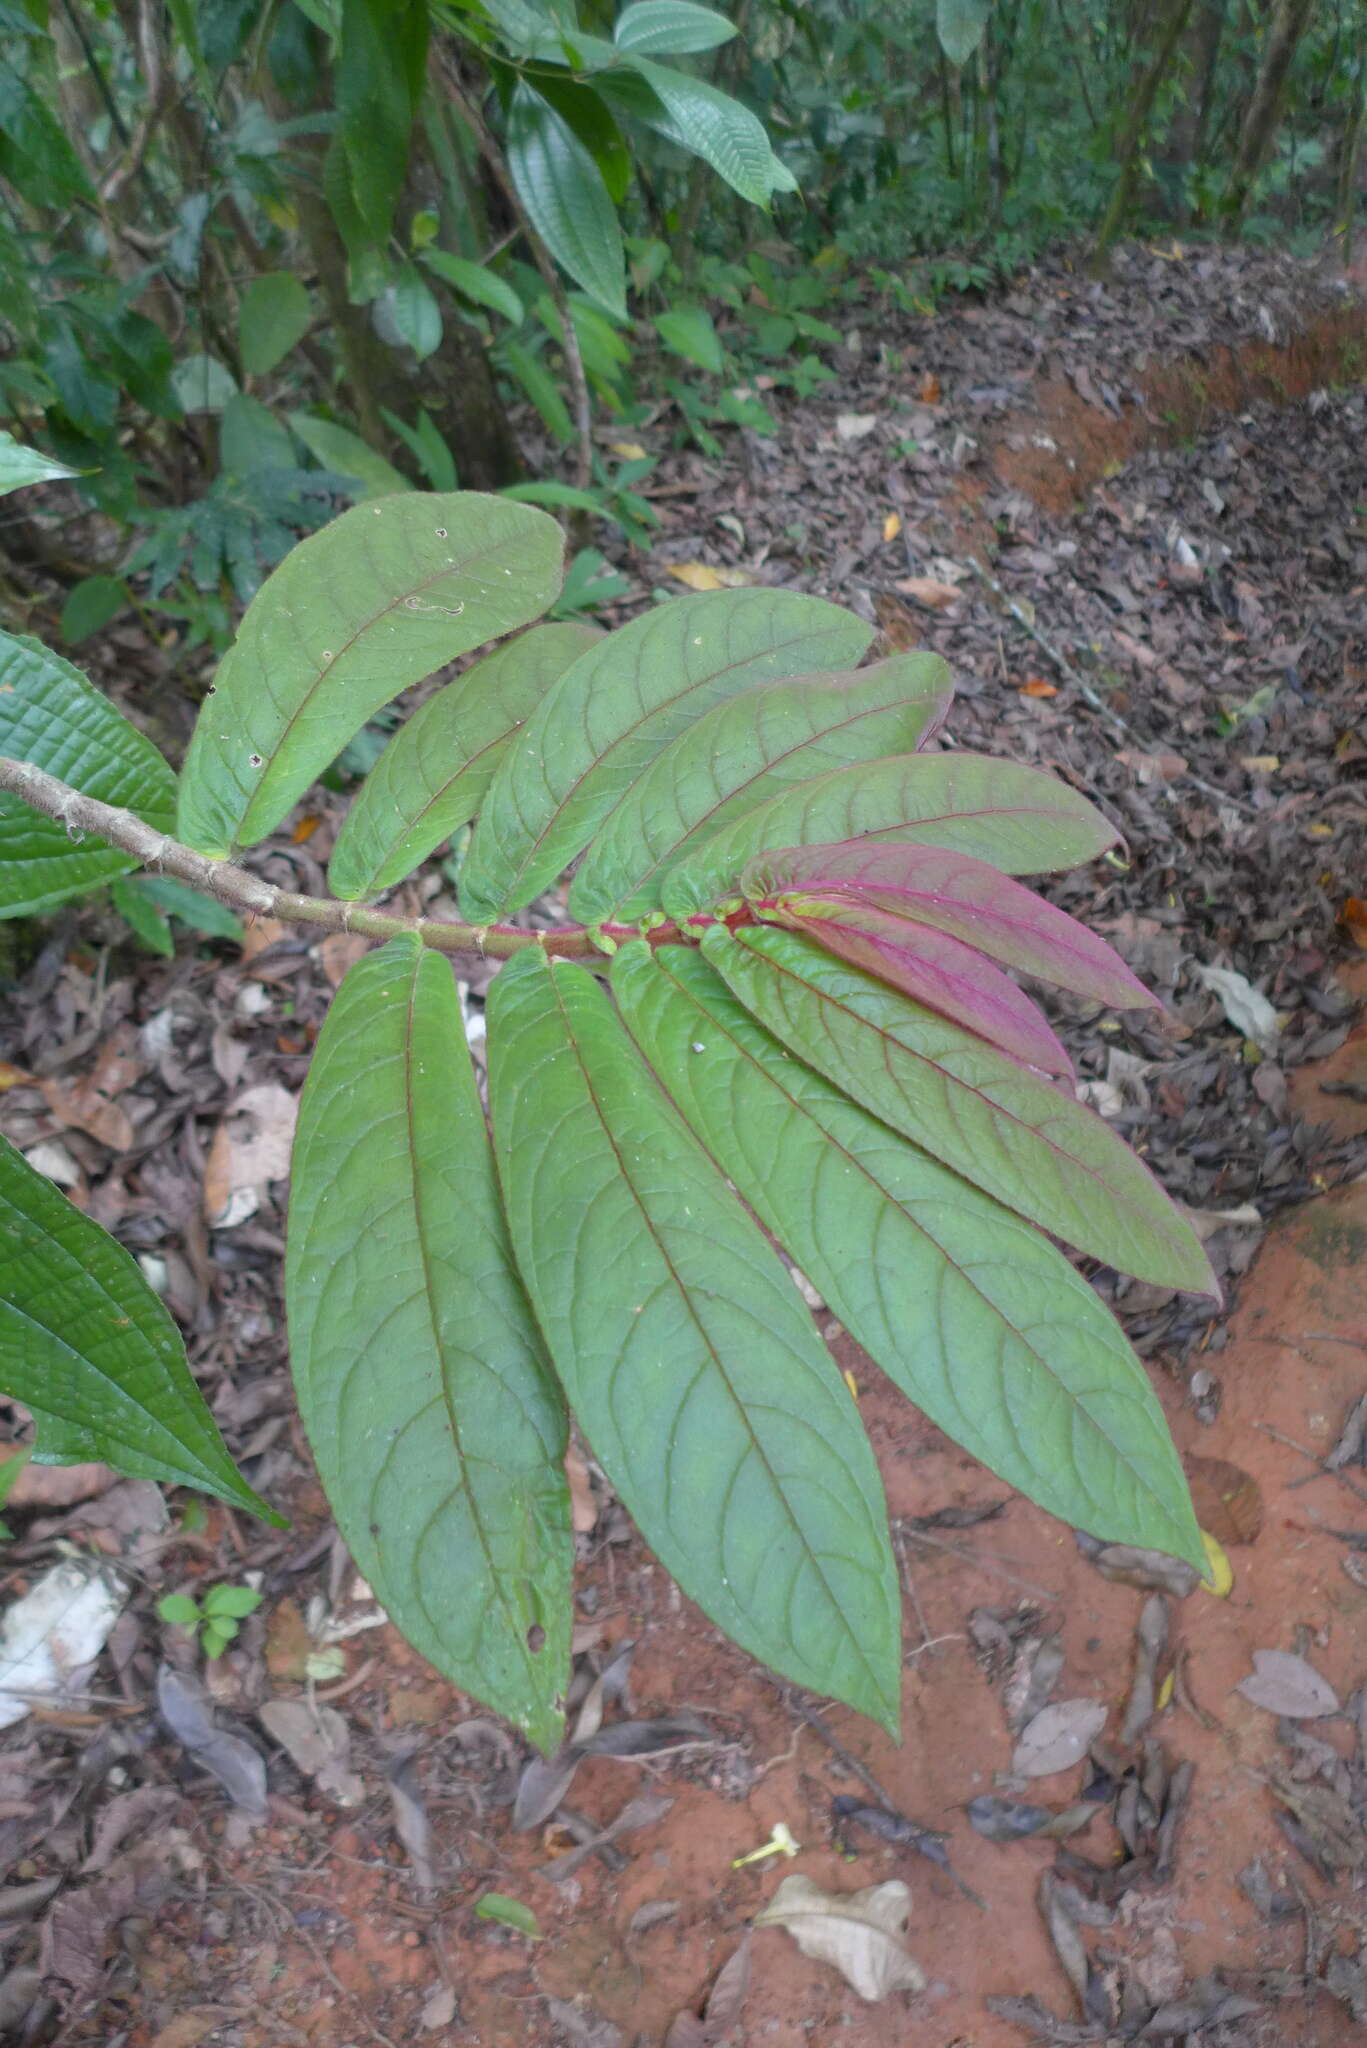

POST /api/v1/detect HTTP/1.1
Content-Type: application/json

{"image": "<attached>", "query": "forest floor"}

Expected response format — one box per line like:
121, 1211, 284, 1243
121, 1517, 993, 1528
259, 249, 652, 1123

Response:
1, 239, 1365, 2048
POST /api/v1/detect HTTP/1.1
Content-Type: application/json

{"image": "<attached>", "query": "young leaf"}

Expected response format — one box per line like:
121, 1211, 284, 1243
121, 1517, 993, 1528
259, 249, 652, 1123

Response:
175, 493, 564, 857
157, 1593, 202, 1627
702, 925, 1217, 1298
660, 751, 1120, 917
329, 621, 600, 900
568, 653, 953, 924
486, 950, 901, 1732
742, 842, 1156, 1010
763, 897, 1073, 1074
505, 83, 627, 319
619, 60, 797, 204
285, 937, 572, 1752
614, 1, 738, 54
421, 249, 526, 325
0, 429, 80, 497
0, 1137, 277, 1519
460, 590, 873, 922
0, 629, 177, 918
238, 274, 312, 377
613, 946, 1203, 1565
474, 1892, 542, 1937
202, 1583, 263, 1618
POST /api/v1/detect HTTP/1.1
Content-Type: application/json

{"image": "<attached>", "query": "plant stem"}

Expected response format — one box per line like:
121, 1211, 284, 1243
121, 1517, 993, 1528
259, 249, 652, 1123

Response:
0, 757, 718, 961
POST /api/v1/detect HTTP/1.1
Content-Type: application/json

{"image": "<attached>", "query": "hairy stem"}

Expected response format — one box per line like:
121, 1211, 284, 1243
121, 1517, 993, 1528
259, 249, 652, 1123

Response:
0, 756, 709, 960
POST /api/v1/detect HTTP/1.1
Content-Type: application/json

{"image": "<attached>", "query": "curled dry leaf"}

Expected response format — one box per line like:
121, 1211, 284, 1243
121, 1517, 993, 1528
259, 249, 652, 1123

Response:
755, 1875, 925, 2002
1237, 1649, 1341, 1720
1192, 964, 1280, 1053
1011, 1698, 1108, 1780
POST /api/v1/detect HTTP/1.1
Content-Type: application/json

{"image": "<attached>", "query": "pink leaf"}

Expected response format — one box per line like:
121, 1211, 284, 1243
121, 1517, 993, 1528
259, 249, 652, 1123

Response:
743, 842, 1157, 1011
768, 895, 1073, 1075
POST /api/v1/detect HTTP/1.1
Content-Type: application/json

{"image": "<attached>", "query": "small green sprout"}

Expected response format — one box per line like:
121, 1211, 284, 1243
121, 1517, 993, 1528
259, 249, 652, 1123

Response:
157, 1581, 263, 1659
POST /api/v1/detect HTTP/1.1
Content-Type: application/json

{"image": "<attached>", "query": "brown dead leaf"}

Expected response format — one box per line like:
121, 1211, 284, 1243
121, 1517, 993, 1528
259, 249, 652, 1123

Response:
1186, 1455, 1263, 1545
755, 1876, 924, 2001
566, 1444, 598, 1534
239, 915, 289, 962
0, 1062, 33, 1090
882, 512, 902, 543
265, 1597, 315, 1682
290, 815, 322, 844
203, 1081, 298, 1227
1340, 898, 1367, 949
893, 576, 960, 610
149, 2011, 232, 2048
873, 593, 920, 651
1116, 748, 1189, 786
40, 1027, 147, 1151
666, 562, 756, 592
917, 371, 941, 403
0, 1453, 115, 1509
317, 932, 372, 987
1019, 678, 1058, 699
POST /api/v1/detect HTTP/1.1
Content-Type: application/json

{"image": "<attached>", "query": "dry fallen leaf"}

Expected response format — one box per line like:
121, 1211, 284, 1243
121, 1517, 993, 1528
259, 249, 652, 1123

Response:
1011, 1698, 1108, 1779
882, 512, 902, 542
1340, 897, 1367, 949
1019, 678, 1058, 699
666, 562, 756, 592
1193, 964, 1280, 1053
835, 412, 879, 441
259, 1698, 364, 1806
756, 1875, 925, 2001
1236, 1649, 1340, 1720
203, 1081, 298, 1228
894, 576, 960, 610
608, 440, 647, 460
1186, 1455, 1263, 1545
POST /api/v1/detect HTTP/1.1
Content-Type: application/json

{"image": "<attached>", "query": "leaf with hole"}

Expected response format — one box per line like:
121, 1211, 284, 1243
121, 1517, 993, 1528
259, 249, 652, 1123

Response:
175, 492, 563, 856
285, 937, 573, 1751
460, 588, 873, 921
487, 950, 901, 1731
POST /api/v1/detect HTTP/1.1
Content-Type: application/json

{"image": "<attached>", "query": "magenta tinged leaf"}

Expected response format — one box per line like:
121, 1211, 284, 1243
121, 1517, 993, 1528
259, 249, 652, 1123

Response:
743, 842, 1157, 1012
766, 895, 1073, 1075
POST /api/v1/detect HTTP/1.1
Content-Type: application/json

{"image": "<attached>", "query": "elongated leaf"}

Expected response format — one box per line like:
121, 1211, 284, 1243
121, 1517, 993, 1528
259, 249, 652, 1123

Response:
613, 945, 1202, 1564
0, 1137, 275, 1518
654, 305, 724, 373
421, 248, 526, 324
486, 950, 901, 1731
238, 274, 312, 376
937, 0, 991, 67
568, 654, 952, 924
743, 842, 1156, 1010
767, 898, 1072, 1074
506, 84, 626, 318
460, 590, 873, 922
660, 751, 1120, 917
614, 1, 737, 53
702, 925, 1217, 1296
621, 59, 796, 204
285, 937, 572, 1751
288, 413, 411, 499
500, 339, 575, 442
0, 630, 176, 917
329, 621, 600, 900
0, 429, 80, 497
176, 493, 563, 857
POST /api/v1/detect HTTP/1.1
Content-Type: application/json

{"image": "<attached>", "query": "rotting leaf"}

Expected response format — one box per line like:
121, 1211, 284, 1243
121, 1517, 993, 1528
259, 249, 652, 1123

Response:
966, 1795, 1054, 1843
1185, 1455, 1263, 1545
1237, 1649, 1341, 1720
830, 1797, 951, 1870
1119, 1595, 1168, 1745
755, 1875, 926, 2002
1075, 1535, 1200, 1598
664, 1934, 751, 2048
1012, 1699, 1108, 1780
156, 1666, 267, 1817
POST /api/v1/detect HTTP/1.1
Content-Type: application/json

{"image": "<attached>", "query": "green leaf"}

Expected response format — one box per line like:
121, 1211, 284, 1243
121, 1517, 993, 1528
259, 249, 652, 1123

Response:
61, 575, 128, 644
219, 394, 297, 475
202, 1620, 234, 1657
289, 413, 411, 499
337, 0, 427, 241
499, 340, 574, 442
703, 924, 1217, 1298
614, 945, 1204, 1566
131, 876, 246, 942
660, 750, 1120, 917
0, 65, 92, 206
329, 621, 600, 900
0, 1136, 278, 1518
653, 304, 724, 372
614, 1, 737, 54
0, 630, 177, 918
378, 266, 443, 361
175, 492, 564, 857
421, 249, 526, 325
239, 273, 313, 377
501, 481, 604, 514
937, 0, 991, 67
203, 1583, 263, 1617
285, 937, 572, 1751
619, 59, 796, 204
569, 652, 952, 923
0, 429, 80, 498
474, 1892, 542, 1937
486, 951, 901, 1731
459, 590, 873, 921
112, 877, 175, 956
157, 1593, 203, 1627
172, 352, 240, 414
505, 83, 627, 318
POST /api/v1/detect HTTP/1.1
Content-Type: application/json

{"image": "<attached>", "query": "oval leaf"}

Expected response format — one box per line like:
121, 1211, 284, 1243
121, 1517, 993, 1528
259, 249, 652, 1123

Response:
614, 1, 738, 54
505, 83, 626, 318
421, 249, 526, 325
176, 493, 564, 856
288, 413, 411, 500
460, 589, 873, 922
0, 1137, 275, 1518
238, 273, 312, 377
486, 950, 901, 1732
0, 629, 176, 917
329, 621, 600, 900
660, 751, 1121, 917
568, 653, 951, 924
622, 59, 797, 204
613, 945, 1203, 1565
285, 936, 572, 1752
701, 925, 1217, 1304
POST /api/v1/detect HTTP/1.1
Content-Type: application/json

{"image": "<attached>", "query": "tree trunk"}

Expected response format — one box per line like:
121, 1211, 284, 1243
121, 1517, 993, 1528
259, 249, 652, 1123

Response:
1163, 0, 1226, 217
1089, 0, 1198, 273
1221, 0, 1317, 235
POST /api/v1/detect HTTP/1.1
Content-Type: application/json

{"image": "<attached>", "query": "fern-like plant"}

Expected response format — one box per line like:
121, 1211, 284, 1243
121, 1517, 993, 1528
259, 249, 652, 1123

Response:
0, 477, 1216, 1749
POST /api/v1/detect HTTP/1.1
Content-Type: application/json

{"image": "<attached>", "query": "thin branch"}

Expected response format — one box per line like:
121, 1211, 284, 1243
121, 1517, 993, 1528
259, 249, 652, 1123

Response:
0, 756, 680, 961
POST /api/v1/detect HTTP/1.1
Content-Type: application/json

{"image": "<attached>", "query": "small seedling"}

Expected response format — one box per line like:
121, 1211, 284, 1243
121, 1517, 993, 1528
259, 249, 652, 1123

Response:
158, 1582, 263, 1659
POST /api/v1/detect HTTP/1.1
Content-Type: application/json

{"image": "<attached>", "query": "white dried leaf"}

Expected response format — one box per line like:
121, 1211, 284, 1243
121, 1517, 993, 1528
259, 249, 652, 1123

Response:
1011, 1698, 1108, 1779
755, 1875, 925, 2001
835, 413, 879, 442
1236, 1650, 1340, 1720
0, 1561, 126, 1728
1192, 965, 1280, 1052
